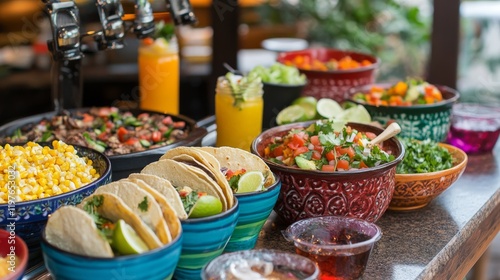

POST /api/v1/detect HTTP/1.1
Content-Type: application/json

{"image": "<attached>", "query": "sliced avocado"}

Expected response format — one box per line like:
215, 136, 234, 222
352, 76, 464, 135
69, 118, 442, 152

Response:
405, 85, 421, 102
295, 156, 316, 170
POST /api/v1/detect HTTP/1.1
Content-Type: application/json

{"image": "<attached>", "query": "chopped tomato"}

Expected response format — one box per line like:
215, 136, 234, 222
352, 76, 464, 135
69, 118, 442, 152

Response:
310, 135, 320, 146
142, 37, 154, 46
325, 150, 336, 162
294, 146, 309, 156
125, 137, 138, 145
365, 132, 377, 140
151, 131, 162, 143
312, 150, 322, 160
336, 147, 355, 159
336, 160, 350, 170
82, 113, 94, 123
360, 161, 369, 169
321, 165, 336, 172
292, 133, 306, 146
162, 116, 173, 125
117, 126, 128, 142
173, 121, 186, 128
272, 146, 284, 157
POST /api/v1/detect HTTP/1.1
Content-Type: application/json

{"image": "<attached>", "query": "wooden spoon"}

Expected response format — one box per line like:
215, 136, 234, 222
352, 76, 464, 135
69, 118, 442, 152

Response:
367, 122, 401, 148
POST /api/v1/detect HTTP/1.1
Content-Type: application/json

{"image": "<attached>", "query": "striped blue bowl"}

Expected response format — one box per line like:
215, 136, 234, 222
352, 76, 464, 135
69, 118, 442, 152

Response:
175, 198, 239, 280
224, 173, 281, 252
40, 228, 182, 280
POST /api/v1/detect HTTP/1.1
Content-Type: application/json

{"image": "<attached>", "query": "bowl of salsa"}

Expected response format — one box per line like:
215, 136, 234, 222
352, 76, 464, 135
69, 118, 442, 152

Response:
277, 48, 379, 102
350, 79, 460, 142
251, 119, 404, 225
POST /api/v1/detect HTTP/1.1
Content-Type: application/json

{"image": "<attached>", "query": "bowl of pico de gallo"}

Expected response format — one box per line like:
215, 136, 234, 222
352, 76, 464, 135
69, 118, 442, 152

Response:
251, 119, 404, 225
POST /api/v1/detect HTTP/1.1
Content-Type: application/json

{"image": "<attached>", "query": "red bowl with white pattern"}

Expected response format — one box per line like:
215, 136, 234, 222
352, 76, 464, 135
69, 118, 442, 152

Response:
277, 48, 379, 102
251, 121, 404, 225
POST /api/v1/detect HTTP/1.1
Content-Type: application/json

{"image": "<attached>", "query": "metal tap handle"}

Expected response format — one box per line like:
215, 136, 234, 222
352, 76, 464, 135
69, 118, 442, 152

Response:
44, 0, 82, 61
132, 0, 155, 39
43, 0, 83, 113
95, 0, 125, 50
167, 0, 197, 26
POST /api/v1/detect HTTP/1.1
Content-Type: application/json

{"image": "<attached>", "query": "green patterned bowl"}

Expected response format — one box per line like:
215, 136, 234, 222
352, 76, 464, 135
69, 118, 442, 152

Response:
349, 84, 460, 142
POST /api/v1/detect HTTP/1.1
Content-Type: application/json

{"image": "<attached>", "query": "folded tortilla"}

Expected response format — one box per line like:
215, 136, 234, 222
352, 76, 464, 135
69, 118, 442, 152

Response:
125, 177, 182, 239
196, 146, 276, 187
141, 159, 228, 212
45, 206, 114, 258
161, 147, 234, 208
92, 181, 170, 245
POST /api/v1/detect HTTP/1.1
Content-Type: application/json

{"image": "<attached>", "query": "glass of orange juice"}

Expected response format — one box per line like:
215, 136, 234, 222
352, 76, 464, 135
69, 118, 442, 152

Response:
215, 73, 264, 151
138, 35, 179, 114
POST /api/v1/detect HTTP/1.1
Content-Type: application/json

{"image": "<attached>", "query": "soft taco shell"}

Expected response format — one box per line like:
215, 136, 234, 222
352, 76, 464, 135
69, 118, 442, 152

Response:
141, 159, 228, 211
125, 177, 182, 239
78, 193, 163, 250
93, 180, 171, 244
197, 146, 276, 187
128, 173, 188, 220
161, 147, 234, 208
45, 206, 114, 258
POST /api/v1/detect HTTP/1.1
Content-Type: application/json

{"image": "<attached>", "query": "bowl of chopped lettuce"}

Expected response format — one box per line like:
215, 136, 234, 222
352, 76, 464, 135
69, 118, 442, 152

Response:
251, 119, 404, 224
389, 138, 468, 211
248, 63, 307, 129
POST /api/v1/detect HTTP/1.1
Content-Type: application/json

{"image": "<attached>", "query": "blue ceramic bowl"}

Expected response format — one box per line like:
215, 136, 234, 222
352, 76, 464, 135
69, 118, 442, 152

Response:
0, 144, 112, 253
224, 174, 281, 252
175, 198, 239, 280
41, 228, 182, 280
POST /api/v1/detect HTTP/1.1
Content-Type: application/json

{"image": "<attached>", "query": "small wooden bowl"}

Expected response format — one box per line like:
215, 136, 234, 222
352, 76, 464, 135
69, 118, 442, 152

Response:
389, 143, 468, 211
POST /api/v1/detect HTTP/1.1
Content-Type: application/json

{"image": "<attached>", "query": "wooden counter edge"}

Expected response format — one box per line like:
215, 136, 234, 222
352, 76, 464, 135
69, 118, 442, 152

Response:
419, 190, 500, 279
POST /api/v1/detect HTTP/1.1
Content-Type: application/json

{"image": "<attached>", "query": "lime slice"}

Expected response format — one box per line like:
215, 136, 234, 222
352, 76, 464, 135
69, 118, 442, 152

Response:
276, 105, 306, 125
292, 97, 317, 120
112, 219, 149, 255
316, 98, 344, 119
338, 105, 372, 124
236, 171, 265, 193
189, 195, 223, 218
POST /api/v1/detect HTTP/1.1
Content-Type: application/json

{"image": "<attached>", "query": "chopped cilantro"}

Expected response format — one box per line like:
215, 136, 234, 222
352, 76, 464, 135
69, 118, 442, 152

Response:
228, 174, 242, 193
396, 138, 453, 174
138, 196, 149, 212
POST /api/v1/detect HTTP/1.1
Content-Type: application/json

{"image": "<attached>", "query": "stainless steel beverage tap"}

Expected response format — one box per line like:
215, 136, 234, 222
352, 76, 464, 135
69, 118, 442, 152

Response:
166, 0, 197, 26
132, 0, 155, 38
43, 0, 197, 114
95, 0, 125, 50
43, 0, 83, 114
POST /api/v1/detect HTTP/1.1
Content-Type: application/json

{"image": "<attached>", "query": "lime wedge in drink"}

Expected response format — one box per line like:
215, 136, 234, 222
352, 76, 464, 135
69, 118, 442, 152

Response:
189, 195, 223, 218
236, 171, 265, 193
276, 105, 306, 125
112, 219, 149, 255
292, 96, 317, 120
316, 98, 344, 119
338, 105, 372, 124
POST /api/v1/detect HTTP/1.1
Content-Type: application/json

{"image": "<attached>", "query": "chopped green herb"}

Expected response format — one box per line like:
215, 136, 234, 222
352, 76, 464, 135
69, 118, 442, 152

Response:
138, 196, 149, 212
396, 138, 453, 174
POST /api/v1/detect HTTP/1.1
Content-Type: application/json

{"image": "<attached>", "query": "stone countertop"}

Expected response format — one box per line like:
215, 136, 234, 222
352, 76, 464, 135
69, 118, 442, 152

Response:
255, 146, 500, 280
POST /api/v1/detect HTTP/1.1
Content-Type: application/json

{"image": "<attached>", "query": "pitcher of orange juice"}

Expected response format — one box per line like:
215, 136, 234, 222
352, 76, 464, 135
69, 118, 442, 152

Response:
215, 73, 264, 151
139, 23, 179, 115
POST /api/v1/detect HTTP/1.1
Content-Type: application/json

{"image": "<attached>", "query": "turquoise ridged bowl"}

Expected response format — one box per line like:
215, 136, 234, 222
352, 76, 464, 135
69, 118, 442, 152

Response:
175, 198, 239, 280
224, 174, 281, 252
350, 84, 460, 142
40, 228, 182, 280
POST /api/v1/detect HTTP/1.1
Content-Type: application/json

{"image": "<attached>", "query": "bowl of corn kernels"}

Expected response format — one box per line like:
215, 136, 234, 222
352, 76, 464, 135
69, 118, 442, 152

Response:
0, 140, 111, 255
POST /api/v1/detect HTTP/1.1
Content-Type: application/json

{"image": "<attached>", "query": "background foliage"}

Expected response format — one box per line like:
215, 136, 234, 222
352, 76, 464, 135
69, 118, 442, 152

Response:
258, 0, 431, 81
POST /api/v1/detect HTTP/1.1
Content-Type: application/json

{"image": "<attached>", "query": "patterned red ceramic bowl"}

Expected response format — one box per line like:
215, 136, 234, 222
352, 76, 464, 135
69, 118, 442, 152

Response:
251, 121, 404, 225
276, 48, 379, 102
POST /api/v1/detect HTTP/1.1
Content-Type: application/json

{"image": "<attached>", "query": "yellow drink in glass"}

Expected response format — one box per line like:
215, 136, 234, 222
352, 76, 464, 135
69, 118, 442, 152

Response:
139, 37, 179, 114
215, 75, 264, 151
